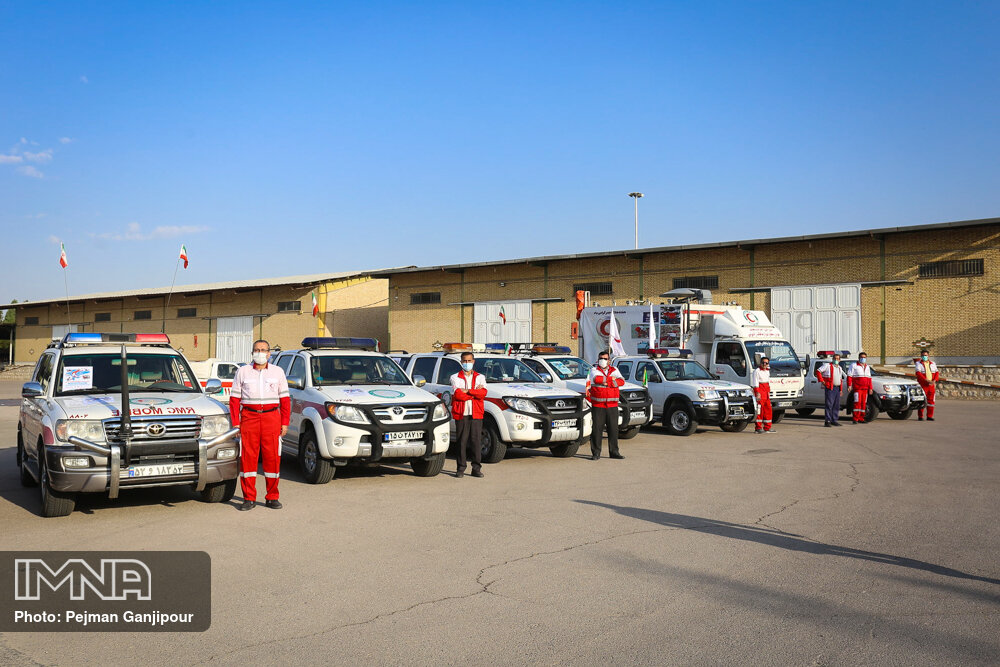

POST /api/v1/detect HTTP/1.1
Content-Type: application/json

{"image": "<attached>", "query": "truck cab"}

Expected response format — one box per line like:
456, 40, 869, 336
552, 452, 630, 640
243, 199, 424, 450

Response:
512, 344, 653, 439
398, 343, 592, 464
709, 338, 804, 421
612, 348, 757, 436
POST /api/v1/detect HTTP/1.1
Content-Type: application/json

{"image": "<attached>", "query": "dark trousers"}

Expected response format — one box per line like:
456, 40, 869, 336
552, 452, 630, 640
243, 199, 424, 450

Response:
824, 387, 841, 424
590, 405, 620, 458
456, 416, 482, 473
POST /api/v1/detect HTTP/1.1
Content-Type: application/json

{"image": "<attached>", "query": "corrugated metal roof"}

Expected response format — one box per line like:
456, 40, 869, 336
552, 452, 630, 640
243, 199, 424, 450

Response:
3, 269, 395, 310
370, 216, 1000, 276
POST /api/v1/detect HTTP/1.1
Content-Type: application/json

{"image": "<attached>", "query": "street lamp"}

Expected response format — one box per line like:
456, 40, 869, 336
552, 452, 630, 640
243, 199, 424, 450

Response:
628, 192, 644, 249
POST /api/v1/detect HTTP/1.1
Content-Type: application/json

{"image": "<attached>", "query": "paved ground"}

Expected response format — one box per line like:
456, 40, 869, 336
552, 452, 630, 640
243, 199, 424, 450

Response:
0, 379, 998, 666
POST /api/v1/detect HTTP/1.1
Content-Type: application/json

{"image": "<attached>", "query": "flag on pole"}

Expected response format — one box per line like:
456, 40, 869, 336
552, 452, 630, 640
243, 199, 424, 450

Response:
59, 243, 68, 268
311, 291, 319, 317
642, 366, 649, 387
648, 302, 656, 350
179, 245, 189, 269
504, 343, 512, 356
608, 308, 626, 357
498, 306, 507, 325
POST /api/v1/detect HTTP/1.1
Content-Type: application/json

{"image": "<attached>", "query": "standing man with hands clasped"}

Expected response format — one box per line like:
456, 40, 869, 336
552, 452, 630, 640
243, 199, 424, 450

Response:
816, 352, 846, 427
750, 356, 774, 433
915, 350, 939, 421
587, 351, 625, 460
848, 352, 873, 424
451, 351, 488, 478
230, 339, 290, 511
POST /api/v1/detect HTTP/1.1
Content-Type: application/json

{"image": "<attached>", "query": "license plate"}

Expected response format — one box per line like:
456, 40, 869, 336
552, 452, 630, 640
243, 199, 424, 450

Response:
630, 411, 647, 420
729, 407, 746, 415
776, 401, 793, 408
385, 431, 423, 442
552, 419, 576, 429
127, 463, 186, 478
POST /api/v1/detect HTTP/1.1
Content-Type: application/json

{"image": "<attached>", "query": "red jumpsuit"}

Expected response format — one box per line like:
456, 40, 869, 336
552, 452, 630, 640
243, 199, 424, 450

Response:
750, 367, 772, 432
229, 363, 291, 502
915, 359, 939, 419
847, 362, 873, 423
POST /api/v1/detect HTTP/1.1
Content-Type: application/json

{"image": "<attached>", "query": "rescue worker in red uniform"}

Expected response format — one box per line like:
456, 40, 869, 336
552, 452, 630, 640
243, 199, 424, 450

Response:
450, 351, 488, 478
750, 357, 774, 433
816, 353, 846, 426
229, 339, 290, 511
915, 351, 939, 421
586, 351, 626, 460
847, 352, 873, 424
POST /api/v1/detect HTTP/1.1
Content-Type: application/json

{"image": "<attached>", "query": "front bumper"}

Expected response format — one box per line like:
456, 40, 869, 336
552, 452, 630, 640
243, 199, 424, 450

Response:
693, 396, 755, 425
618, 395, 654, 429
877, 388, 926, 413
502, 407, 593, 446
322, 403, 451, 461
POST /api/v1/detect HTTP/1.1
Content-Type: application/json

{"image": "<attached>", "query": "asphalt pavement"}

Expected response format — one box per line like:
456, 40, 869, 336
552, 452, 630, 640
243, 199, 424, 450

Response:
0, 380, 998, 666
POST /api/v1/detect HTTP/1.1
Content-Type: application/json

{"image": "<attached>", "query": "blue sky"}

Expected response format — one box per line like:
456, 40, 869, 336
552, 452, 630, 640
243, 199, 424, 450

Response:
2, 1, 998, 303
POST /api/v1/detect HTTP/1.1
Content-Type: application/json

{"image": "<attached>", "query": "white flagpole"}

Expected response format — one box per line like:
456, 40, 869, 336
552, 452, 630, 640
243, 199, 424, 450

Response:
162, 256, 181, 333
63, 266, 71, 329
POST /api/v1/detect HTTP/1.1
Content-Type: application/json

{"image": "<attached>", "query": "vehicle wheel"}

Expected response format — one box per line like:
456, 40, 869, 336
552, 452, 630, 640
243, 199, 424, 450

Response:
771, 410, 785, 424
888, 408, 914, 420
299, 430, 334, 484
618, 426, 641, 440
549, 441, 581, 457
864, 401, 879, 423
18, 432, 36, 487
795, 408, 815, 417
411, 452, 446, 477
719, 419, 751, 433
664, 403, 698, 436
38, 446, 75, 518
481, 420, 507, 464
201, 478, 237, 503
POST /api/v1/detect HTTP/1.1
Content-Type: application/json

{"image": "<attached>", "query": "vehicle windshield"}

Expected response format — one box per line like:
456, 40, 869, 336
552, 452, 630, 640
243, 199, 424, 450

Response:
544, 357, 592, 380
54, 353, 199, 396
745, 340, 802, 377
474, 357, 543, 383
656, 359, 714, 381
311, 355, 410, 386
836, 360, 882, 376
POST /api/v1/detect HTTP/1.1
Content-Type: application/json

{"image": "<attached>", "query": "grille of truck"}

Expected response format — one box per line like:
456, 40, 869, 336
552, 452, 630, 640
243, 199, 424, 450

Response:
539, 397, 583, 415
371, 405, 429, 424
103, 416, 202, 443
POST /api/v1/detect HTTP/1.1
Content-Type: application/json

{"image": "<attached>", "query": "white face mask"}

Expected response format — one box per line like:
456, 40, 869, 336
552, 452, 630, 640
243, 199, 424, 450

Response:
461, 362, 474, 372
252, 352, 268, 365
859, 358, 866, 364
598, 359, 609, 369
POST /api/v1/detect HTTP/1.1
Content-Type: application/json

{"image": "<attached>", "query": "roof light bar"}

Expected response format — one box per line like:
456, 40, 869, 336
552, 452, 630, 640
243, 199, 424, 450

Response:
816, 350, 851, 358
646, 348, 693, 359
62, 333, 171, 346
442, 343, 486, 353
531, 345, 572, 354
301, 337, 379, 351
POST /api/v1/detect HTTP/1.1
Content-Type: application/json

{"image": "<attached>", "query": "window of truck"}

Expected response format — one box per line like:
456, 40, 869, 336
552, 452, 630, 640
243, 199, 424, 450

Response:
54, 353, 198, 396
311, 355, 411, 386
656, 359, 714, 381
544, 357, 592, 380
744, 340, 801, 377
473, 358, 542, 383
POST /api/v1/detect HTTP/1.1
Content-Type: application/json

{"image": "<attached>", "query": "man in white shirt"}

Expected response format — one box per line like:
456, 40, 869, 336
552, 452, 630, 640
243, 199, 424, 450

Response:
815, 353, 846, 427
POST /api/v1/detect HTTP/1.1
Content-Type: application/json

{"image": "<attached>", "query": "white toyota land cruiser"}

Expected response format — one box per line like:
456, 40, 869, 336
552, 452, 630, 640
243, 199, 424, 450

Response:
273, 337, 451, 483
17, 333, 240, 517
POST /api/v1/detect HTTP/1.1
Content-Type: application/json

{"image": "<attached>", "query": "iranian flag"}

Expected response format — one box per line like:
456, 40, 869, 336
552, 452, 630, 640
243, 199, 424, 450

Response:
179, 244, 189, 269
58, 243, 68, 268
311, 291, 319, 317
498, 306, 507, 325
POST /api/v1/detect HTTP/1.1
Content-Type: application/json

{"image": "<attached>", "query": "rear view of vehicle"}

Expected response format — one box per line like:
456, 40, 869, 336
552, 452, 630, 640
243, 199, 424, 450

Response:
17, 333, 240, 517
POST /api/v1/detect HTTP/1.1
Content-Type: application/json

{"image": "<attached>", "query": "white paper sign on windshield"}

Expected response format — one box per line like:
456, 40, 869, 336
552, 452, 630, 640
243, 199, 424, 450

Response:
62, 366, 94, 390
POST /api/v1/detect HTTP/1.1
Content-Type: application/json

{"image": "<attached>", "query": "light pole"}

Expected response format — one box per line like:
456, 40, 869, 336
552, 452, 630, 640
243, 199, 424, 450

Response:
628, 192, 644, 249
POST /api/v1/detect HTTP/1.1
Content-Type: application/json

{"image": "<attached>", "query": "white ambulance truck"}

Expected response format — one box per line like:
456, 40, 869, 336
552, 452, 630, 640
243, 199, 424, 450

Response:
579, 291, 805, 423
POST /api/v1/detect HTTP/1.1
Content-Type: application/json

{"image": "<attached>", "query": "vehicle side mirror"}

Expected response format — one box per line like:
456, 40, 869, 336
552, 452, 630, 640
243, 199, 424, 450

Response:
21, 382, 43, 398
539, 373, 553, 383
288, 376, 305, 390
710, 373, 720, 380
413, 375, 427, 387
754, 352, 764, 367
204, 379, 223, 394
802, 354, 811, 371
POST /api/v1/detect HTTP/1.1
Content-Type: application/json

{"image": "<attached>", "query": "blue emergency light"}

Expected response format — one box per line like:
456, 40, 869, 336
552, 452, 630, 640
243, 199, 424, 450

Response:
62, 333, 171, 346
301, 337, 379, 351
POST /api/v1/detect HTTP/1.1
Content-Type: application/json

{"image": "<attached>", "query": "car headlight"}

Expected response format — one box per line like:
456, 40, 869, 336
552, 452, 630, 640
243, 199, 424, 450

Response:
882, 384, 902, 394
326, 403, 370, 424
55, 420, 105, 443
201, 414, 231, 438
432, 402, 448, 420
504, 397, 541, 413
697, 390, 721, 400
741, 389, 753, 397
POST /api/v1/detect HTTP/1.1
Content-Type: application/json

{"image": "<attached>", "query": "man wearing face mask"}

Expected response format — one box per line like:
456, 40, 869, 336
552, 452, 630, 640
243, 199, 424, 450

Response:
450, 351, 488, 478
847, 352, 873, 424
750, 357, 774, 433
915, 351, 939, 421
586, 351, 625, 460
816, 353, 846, 427
229, 339, 290, 510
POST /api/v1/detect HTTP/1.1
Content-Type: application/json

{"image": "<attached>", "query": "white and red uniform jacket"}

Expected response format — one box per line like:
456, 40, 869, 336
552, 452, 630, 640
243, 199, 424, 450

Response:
815, 362, 845, 390
749, 367, 771, 396
228, 363, 291, 426
847, 362, 872, 392
450, 371, 487, 420
915, 360, 939, 387
586, 365, 625, 407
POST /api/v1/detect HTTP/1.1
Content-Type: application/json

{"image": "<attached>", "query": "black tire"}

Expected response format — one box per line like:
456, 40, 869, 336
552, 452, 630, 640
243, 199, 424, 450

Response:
481, 420, 507, 464
719, 419, 751, 433
411, 452, 446, 477
299, 430, 334, 484
795, 408, 815, 417
201, 478, 237, 503
619, 426, 641, 440
38, 445, 75, 518
888, 408, 914, 420
549, 441, 581, 458
664, 402, 698, 436
18, 432, 36, 487
864, 400, 879, 423
771, 410, 785, 424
